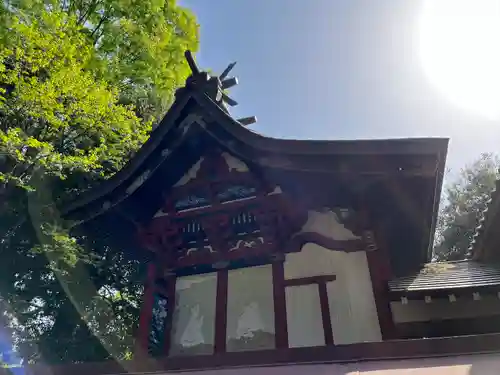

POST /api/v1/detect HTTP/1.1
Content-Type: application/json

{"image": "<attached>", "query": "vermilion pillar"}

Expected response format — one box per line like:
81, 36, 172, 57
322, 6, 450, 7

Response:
136, 262, 156, 355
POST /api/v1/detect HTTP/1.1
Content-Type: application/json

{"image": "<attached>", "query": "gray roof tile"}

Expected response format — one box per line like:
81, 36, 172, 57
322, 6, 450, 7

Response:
389, 261, 500, 292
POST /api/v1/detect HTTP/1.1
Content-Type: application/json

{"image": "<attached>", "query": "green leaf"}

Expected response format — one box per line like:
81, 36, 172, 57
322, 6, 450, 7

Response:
0, 0, 198, 364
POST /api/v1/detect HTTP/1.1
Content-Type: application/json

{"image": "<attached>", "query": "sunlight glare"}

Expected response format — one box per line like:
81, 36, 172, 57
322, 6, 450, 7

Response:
419, 0, 500, 119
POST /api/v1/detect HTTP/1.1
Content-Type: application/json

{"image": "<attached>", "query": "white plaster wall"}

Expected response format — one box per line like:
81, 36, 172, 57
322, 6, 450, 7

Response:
284, 243, 382, 345
392, 296, 500, 323
170, 273, 218, 355
226, 265, 275, 351
286, 284, 325, 348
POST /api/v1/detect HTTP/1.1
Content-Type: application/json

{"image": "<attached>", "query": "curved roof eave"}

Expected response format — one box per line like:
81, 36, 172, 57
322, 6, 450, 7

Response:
193, 91, 449, 157
61, 86, 449, 225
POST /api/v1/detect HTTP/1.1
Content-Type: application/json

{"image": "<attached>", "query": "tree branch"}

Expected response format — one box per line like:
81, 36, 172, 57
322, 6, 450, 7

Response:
77, 0, 100, 26
91, 16, 107, 39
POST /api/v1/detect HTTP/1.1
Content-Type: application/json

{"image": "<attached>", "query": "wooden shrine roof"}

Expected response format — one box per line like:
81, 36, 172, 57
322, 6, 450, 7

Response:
389, 261, 500, 297
62, 87, 448, 224
62, 51, 447, 224
60, 51, 449, 274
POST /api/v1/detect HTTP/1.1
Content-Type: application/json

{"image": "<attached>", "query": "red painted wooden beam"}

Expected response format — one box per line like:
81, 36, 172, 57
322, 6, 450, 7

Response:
272, 261, 288, 349
214, 269, 229, 353
136, 263, 156, 355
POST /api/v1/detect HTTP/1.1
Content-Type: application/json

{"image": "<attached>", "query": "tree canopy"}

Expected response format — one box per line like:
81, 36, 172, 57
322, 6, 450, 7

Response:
434, 153, 500, 262
0, 0, 198, 364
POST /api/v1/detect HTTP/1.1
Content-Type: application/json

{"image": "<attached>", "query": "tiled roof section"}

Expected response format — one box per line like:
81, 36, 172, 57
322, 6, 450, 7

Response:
388, 261, 500, 293
470, 178, 500, 260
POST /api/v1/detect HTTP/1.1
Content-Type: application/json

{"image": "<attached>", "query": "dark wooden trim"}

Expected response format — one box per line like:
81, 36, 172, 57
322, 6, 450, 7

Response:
214, 269, 228, 353
287, 233, 365, 254
174, 243, 277, 269
155, 194, 274, 219
61, 92, 193, 219
318, 282, 334, 346
284, 275, 336, 287
162, 274, 176, 355
366, 252, 397, 340
396, 314, 500, 339
366, 249, 396, 340
136, 263, 156, 355
364, 216, 397, 340
272, 261, 288, 348
389, 285, 500, 301
33, 333, 500, 375
283, 274, 336, 346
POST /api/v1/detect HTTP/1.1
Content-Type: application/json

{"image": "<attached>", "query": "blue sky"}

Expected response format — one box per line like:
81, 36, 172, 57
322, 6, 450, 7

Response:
181, 0, 500, 173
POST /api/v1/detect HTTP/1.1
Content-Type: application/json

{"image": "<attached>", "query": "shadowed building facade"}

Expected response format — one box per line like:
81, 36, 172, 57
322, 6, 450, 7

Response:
35, 51, 500, 375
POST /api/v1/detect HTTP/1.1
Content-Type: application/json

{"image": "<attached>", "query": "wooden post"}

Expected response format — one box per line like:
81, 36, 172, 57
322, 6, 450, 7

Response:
272, 259, 288, 348
136, 263, 156, 356
318, 282, 334, 345
214, 269, 228, 353
361, 208, 398, 340
162, 273, 177, 356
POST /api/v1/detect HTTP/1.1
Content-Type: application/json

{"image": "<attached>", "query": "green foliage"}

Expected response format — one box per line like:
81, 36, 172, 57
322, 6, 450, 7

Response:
0, 0, 198, 364
434, 153, 500, 261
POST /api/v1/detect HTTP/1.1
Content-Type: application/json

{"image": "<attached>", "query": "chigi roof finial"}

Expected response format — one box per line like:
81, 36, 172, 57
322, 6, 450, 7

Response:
184, 50, 257, 127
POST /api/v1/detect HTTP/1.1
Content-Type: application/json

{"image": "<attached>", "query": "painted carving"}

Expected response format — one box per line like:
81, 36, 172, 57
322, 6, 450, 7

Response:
221, 152, 249, 172
298, 209, 362, 241
180, 305, 205, 348
141, 150, 296, 268
179, 114, 206, 137
268, 185, 283, 195
185, 245, 215, 256
288, 208, 371, 253
236, 302, 265, 339
154, 209, 168, 218
174, 158, 204, 187
175, 195, 210, 211
217, 185, 256, 202
229, 237, 265, 252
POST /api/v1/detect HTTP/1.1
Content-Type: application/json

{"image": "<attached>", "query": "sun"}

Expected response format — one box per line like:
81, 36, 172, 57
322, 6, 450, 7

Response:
419, 0, 500, 119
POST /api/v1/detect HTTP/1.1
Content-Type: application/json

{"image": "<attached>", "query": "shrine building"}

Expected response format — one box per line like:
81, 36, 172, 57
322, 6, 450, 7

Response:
38, 51, 500, 375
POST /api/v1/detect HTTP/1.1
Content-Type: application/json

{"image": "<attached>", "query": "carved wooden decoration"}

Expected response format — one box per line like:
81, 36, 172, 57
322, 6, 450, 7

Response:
138, 152, 377, 271
288, 207, 376, 253
137, 152, 300, 270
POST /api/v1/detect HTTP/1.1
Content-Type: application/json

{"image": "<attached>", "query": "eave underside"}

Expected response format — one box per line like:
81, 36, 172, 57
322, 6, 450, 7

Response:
63, 92, 447, 221
63, 92, 448, 274
73, 150, 441, 278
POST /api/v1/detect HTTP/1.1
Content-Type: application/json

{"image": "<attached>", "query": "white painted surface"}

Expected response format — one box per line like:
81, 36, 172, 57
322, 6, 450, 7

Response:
286, 284, 325, 348
180, 305, 205, 347
174, 158, 204, 187
284, 243, 381, 345
226, 266, 275, 351
268, 186, 283, 195
221, 152, 249, 172
392, 296, 500, 323
174, 153, 249, 187
155, 153, 253, 217
170, 273, 217, 356
296, 209, 361, 241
